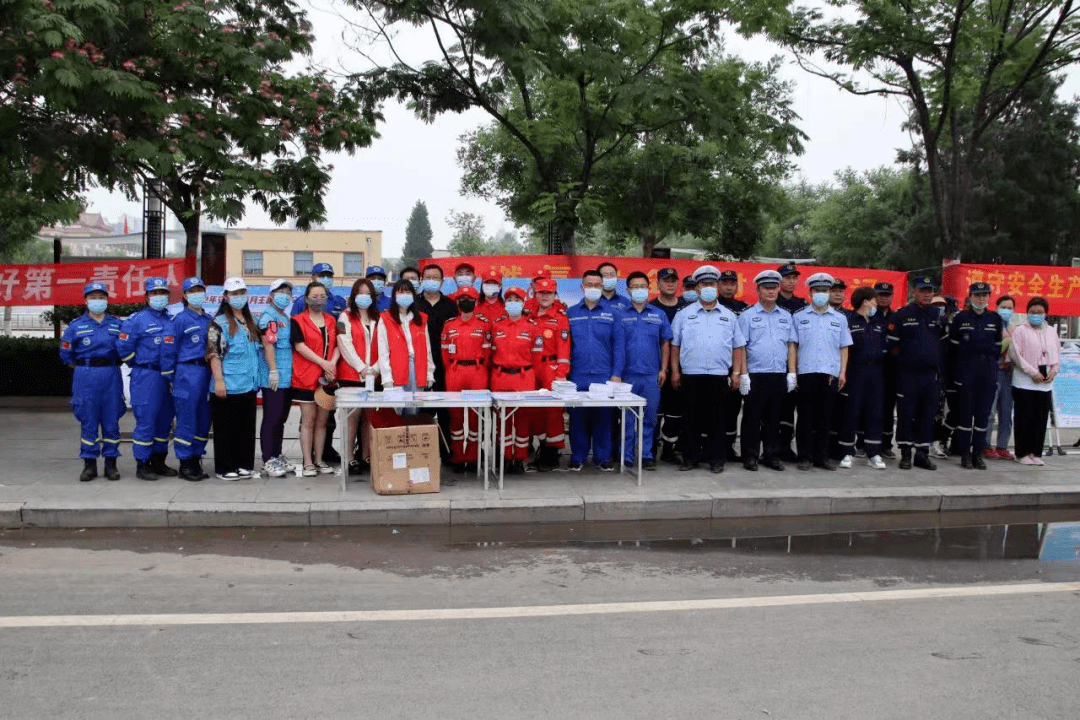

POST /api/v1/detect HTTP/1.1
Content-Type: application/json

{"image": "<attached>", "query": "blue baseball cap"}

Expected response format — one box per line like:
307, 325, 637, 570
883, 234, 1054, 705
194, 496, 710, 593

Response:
182, 276, 205, 292
365, 265, 387, 278
83, 282, 109, 296
144, 277, 168, 292
312, 262, 334, 276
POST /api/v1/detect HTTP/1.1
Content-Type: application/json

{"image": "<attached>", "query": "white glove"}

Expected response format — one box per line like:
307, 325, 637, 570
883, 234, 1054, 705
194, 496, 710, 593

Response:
786, 373, 797, 392
739, 374, 750, 396
268, 370, 279, 391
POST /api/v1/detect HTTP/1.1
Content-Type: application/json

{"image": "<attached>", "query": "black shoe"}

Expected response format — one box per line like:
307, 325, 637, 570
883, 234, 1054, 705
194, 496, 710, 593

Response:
463, 462, 478, 474
103, 457, 121, 481
914, 453, 937, 471
763, 458, 785, 471
348, 460, 362, 476
679, 461, 698, 472
780, 448, 799, 463
961, 454, 973, 469
598, 462, 616, 472
193, 458, 210, 480
525, 461, 540, 473
814, 459, 838, 471
881, 448, 897, 459
135, 460, 159, 481
743, 458, 759, 472
899, 457, 912, 470
151, 453, 178, 477
726, 450, 741, 463
643, 458, 657, 471
179, 459, 204, 482
709, 462, 724, 474
660, 452, 680, 465
972, 454, 987, 470
505, 460, 524, 475
568, 460, 584, 472
797, 460, 811, 471
79, 459, 98, 482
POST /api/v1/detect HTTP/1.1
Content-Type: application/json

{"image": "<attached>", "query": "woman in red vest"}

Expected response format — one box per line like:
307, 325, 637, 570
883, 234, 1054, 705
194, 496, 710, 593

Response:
376, 279, 435, 409
337, 278, 381, 475
291, 281, 339, 477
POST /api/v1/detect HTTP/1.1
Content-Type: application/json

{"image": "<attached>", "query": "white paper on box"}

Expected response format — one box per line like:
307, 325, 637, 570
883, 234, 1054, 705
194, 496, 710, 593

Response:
392, 452, 408, 470
409, 467, 429, 484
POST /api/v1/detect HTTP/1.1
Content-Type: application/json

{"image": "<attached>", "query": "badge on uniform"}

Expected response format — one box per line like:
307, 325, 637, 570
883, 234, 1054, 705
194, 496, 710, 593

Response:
119, 333, 128, 341
561, 329, 569, 340
82, 337, 91, 346
534, 336, 544, 347
191, 335, 200, 343
544, 329, 553, 338
61, 341, 71, 350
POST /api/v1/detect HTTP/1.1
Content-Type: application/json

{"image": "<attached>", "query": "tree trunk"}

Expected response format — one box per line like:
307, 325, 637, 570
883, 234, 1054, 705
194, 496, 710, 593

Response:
640, 230, 658, 258
182, 215, 200, 259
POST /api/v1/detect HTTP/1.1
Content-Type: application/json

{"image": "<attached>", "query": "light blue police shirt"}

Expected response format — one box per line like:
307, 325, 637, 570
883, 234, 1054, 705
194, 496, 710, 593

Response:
738, 303, 794, 374
671, 301, 745, 375
792, 305, 853, 376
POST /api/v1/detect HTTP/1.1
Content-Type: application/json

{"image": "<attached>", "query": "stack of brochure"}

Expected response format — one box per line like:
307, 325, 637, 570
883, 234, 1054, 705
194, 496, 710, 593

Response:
551, 380, 578, 398
460, 389, 492, 401
381, 388, 411, 401
607, 381, 635, 400
588, 382, 613, 399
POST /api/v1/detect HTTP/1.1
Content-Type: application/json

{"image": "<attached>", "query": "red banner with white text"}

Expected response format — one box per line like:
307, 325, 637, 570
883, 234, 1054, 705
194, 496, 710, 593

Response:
0, 256, 196, 307
423, 255, 909, 304
942, 263, 1080, 316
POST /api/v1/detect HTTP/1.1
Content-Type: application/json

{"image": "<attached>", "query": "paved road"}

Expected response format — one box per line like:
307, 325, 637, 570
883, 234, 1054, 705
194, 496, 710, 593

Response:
1, 526, 1079, 719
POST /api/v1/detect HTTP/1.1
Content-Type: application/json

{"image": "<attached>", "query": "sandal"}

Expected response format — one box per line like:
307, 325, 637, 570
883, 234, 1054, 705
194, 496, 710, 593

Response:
316, 462, 334, 474
302, 465, 317, 477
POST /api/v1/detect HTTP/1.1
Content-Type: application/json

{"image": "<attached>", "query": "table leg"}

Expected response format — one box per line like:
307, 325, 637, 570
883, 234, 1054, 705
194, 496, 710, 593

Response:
499, 407, 507, 491
637, 406, 643, 487
620, 406, 627, 475
338, 406, 347, 493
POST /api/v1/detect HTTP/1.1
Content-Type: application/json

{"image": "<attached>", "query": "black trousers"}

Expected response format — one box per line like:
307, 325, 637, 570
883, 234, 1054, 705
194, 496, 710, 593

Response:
322, 406, 338, 459
796, 373, 838, 463
779, 391, 797, 453
656, 377, 685, 458
740, 373, 786, 462
683, 374, 729, 466
724, 393, 741, 457
881, 358, 898, 451
828, 385, 847, 459
840, 365, 883, 458
953, 358, 998, 456
211, 391, 257, 474
897, 367, 938, 455
1012, 387, 1052, 458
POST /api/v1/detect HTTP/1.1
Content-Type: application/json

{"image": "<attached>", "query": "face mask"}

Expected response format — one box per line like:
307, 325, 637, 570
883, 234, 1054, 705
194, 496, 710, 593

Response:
421, 279, 441, 294
630, 288, 649, 304
456, 275, 474, 288
602, 277, 617, 292
318, 276, 333, 289
272, 292, 291, 310
998, 308, 1013, 323
505, 300, 524, 317
396, 294, 414, 309
148, 295, 169, 311
87, 299, 108, 315
458, 299, 476, 313
699, 287, 718, 303
867, 305, 877, 318
971, 301, 988, 312
811, 292, 829, 308
408, 279, 421, 292
583, 287, 603, 303
683, 290, 698, 303
228, 295, 248, 310
307, 298, 327, 313
483, 283, 500, 297
1029, 314, 1045, 326
186, 292, 206, 309
354, 294, 372, 309
371, 279, 385, 294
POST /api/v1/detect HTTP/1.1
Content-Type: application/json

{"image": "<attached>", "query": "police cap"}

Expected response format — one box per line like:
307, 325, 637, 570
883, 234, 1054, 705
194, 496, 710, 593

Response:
969, 281, 991, 295
806, 272, 836, 290
913, 275, 937, 289
719, 269, 738, 282
692, 265, 721, 283
754, 270, 782, 287
657, 267, 679, 281
682, 275, 697, 288
874, 281, 894, 295
777, 263, 800, 277
831, 278, 847, 290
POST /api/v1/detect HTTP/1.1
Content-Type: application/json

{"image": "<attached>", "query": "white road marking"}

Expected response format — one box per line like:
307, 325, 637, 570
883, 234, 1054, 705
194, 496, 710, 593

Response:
1, 582, 1077, 629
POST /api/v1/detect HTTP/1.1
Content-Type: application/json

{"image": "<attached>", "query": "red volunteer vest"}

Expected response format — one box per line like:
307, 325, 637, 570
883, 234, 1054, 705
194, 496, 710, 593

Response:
380, 310, 429, 387
291, 311, 338, 391
336, 311, 379, 383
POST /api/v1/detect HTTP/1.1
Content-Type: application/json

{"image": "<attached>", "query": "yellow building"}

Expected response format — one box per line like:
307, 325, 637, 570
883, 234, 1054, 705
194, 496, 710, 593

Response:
226, 228, 383, 287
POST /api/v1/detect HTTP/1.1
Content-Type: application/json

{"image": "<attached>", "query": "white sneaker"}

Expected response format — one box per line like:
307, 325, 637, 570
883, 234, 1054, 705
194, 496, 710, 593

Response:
236, 468, 252, 478
869, 455, 887, 470
264, 458, 287, 478
277, 455, 296, 472
838, 455, 853, 469
930, 441, 949, 459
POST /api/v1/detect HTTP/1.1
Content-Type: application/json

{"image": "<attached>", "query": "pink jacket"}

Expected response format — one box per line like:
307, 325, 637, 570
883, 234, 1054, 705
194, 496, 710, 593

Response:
1008, 323, 1060, 378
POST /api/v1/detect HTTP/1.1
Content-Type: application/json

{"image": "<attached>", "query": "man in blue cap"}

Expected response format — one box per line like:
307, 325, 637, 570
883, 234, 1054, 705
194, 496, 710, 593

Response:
166, 276, 213, 481
117, 277, 178, 480
650, 268, 687, 463
887, 275, 948, 470
291, 262, 347, 317
366, 264, 391, 311
948, 281, 1003, 469
60, 282, 125, 481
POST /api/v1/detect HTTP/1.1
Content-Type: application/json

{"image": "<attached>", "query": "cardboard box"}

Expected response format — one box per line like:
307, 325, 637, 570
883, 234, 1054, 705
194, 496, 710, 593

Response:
362, 412, 441, 495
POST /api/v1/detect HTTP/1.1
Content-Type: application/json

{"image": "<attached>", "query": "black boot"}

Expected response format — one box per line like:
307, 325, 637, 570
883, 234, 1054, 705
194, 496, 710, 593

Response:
899, 447, 912, 470
972, 453, 987, 470
193, 457, 210, 480
179, 459, 204, 482
79, 459, 98, 482
151, 452, 178, 477
913, 451, 937, 471
103, 457, 121, 481
135, 460, 159, 481
961, 453, 973, 469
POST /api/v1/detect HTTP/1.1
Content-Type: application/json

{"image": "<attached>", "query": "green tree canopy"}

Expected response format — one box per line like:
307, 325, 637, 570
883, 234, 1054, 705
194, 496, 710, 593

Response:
402, 199, 434, 267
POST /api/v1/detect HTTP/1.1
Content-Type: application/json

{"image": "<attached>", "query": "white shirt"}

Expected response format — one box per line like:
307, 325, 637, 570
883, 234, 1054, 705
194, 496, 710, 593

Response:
376, 312, 435, 388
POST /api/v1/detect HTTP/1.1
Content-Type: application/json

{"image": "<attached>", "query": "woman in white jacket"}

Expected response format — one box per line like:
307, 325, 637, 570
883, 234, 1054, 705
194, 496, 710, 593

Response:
336, 278, 381, 475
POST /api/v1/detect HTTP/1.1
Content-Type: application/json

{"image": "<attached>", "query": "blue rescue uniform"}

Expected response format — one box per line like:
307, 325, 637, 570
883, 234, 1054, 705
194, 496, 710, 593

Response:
567, 299, 618, 465
118, 306, 176, 462
839, 312, 888, 458
949, 309, 1003, 457
60, 313, 125, 459
613, 304, 673, 463
887, 302, 948, 457
168, 306, 213, 462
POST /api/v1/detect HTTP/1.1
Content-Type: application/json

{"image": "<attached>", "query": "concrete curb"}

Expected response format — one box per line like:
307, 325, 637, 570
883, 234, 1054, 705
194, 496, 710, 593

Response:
0, 485, 1078, 529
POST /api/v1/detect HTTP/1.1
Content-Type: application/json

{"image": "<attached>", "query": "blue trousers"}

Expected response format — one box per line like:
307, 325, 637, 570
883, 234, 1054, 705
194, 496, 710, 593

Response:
172, 363, 212, 460
623, 373, 660, 462
840, 364, 883, 457
953, 357, 998, 456
71, 366, 125, 459
130, 367, 174, 461
896, 367, 937, 454
569, 373, 613, 464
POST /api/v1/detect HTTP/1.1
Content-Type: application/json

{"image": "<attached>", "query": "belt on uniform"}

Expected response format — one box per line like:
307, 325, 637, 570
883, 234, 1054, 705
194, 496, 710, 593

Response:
496, 366, 529, 374
179, 358, 209, 366
455, 360, 480, 366
541, 355, 558, 362
77, 358, 119, 367
134, 363, 162, 371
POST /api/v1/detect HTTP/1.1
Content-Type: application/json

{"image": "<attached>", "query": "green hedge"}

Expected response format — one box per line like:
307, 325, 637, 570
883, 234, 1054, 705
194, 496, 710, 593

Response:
0, 337, 73, 396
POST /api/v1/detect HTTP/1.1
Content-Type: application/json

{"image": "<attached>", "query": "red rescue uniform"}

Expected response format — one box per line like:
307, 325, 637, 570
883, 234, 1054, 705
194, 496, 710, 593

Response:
475, 297, 505, 324
530, 304, 571, 448
441, 314, 491, 463
490, 314, 543, 460
524, 295, 567, 318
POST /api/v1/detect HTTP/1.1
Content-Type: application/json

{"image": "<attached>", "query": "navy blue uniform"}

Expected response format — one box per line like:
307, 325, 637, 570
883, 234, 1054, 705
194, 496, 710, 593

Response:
650, 297, 687, 460
887, 302, 947, 457
776, 294, 807, 457
839, 312, 887, 458
875, 307, 899, 452
719, 298, 749, 459
167, 306, 213, 461
60, 313, 125, 460
118, 307, 177, 462
949, 309, 1003, 457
